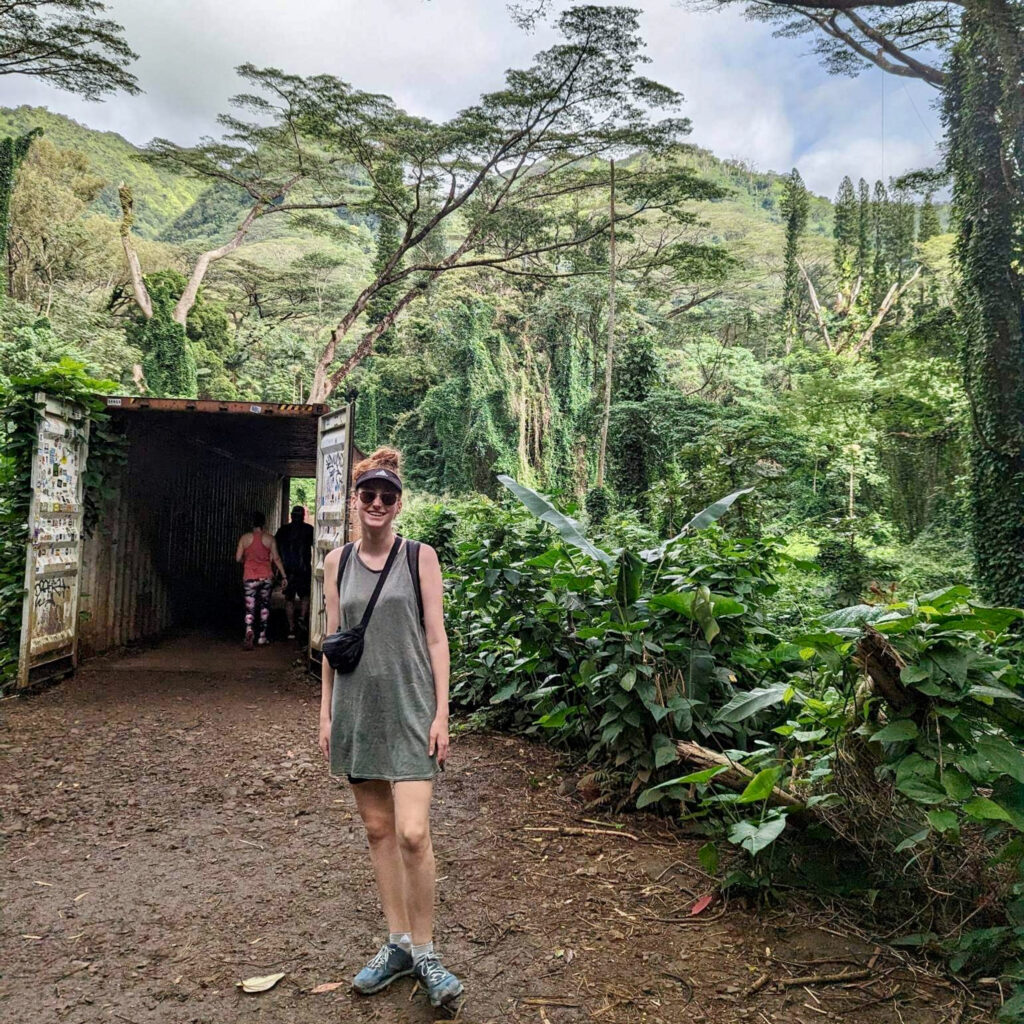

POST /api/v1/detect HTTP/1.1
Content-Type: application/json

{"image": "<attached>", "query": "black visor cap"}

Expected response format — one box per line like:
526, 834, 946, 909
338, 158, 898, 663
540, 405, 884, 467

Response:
354, 467, 403, 493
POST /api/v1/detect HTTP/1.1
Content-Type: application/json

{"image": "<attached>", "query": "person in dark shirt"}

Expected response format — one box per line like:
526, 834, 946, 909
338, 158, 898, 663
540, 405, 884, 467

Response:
275, 505, 315, 639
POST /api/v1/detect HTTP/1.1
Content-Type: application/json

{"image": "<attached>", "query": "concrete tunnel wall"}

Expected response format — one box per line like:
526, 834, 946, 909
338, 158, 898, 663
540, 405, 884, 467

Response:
79, 415, 284, 657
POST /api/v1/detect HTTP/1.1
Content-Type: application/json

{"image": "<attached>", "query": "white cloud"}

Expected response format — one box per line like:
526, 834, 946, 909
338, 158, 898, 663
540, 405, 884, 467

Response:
0, 0, 944, 194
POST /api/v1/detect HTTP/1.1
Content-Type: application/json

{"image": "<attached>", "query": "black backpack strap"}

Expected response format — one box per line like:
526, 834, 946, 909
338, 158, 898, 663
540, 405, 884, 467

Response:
405, 539, 424, 627
336, 542, 354, 593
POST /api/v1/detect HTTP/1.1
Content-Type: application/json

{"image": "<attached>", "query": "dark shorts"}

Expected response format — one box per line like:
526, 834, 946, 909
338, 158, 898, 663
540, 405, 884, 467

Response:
348, 775, 372, 785
284, 572, 311, 600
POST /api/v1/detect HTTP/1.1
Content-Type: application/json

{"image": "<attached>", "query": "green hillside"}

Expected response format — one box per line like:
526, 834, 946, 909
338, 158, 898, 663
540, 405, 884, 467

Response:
0, 106, 207, 238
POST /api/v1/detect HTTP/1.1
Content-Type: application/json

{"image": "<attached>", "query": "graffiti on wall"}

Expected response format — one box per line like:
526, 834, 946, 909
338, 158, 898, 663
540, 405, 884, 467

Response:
310, 409, 351, 651
20, 397, 86, 681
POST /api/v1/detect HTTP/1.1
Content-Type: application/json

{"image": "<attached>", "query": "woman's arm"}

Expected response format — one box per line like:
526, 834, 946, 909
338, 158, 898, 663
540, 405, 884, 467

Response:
318, 546, 341, 761
270, 537, 287, 580
420, 544, 451, 764
235, 533, 249, 563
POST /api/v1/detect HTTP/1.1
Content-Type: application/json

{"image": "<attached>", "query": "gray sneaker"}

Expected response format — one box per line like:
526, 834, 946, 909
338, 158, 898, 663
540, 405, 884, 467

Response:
352, 942, 414, 994
413, 951, 464, 1007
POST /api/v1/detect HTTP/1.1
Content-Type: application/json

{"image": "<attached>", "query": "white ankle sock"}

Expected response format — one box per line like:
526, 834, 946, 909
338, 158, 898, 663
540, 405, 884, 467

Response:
411, 940, 434, 962
390, 931, 412, 950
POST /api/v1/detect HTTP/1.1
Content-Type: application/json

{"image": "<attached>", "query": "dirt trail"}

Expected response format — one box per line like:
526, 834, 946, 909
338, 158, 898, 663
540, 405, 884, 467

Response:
1, 643, 967, 1023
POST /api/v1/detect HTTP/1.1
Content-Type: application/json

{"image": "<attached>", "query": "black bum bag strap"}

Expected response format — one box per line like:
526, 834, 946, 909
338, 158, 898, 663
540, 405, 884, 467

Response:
336, 535, 403, 629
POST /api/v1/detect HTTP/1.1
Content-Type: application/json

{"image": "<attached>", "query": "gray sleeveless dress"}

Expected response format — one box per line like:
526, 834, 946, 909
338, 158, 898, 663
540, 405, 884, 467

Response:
330, 541, 439, 782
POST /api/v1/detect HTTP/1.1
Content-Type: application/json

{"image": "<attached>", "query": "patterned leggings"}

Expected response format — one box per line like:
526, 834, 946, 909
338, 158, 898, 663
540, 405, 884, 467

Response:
243, 578, 273, 640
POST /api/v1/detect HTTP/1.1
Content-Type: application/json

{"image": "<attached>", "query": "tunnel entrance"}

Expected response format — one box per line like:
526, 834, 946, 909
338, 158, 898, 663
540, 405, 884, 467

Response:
18, 395, 354, 688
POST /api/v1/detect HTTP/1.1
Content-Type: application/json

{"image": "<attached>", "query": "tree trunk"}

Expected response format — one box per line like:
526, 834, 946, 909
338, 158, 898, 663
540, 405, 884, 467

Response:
946, 1, 1024, 605
596, 158, 616, 488
117, 184, 152, 319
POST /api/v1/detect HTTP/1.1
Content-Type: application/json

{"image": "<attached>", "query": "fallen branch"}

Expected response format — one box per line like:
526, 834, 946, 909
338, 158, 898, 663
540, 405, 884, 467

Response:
745, 974, 771, 996
519, 997, 582, 1008
779, 969, 871, 988
674, 740, 806, 811
523, 826, 639, 841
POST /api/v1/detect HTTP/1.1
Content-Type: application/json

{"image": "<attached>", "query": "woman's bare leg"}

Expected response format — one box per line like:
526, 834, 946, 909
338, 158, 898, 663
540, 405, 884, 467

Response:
392, 780, 435, 945
351, 780, 410, 935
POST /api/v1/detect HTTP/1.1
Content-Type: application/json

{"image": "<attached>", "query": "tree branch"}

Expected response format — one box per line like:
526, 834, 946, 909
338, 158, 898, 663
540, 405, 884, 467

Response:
117, 183, 151, 319
798, 260, 834, 351
172, 201, 264, 324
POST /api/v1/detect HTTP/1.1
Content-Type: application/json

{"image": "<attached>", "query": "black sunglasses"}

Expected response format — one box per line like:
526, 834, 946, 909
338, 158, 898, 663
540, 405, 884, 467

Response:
357, 488, 399, 507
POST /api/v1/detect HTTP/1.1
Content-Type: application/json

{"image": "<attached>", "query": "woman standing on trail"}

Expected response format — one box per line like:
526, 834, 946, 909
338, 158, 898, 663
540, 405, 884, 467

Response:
317, 446, 463, 1011
234, 512, 287, 649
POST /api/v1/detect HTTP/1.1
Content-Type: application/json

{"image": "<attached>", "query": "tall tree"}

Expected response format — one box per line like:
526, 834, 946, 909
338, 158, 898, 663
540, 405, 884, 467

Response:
779, 167, 809, 346
0, 2, 138, 297
295, 5, 724, 402
917, 193, 941, 242
855, 177, 872, 285
685, 0, 1024, 605
833, 175, 858, 280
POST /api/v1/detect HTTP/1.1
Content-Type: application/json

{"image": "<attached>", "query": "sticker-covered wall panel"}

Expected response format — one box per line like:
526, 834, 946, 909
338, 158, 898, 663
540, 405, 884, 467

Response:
310, 406, 352, 657
18, 395, 88, 687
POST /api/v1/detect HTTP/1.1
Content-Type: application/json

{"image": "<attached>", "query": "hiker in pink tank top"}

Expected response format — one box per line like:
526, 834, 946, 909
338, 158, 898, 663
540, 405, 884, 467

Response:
234, 512, 287, 649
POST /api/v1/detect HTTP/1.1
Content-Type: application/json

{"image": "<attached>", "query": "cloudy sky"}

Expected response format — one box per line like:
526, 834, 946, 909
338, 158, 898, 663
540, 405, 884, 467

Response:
4, 0, 944, 197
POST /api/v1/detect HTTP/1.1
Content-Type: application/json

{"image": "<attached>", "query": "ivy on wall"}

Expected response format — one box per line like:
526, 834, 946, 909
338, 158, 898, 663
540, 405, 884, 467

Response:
0, 359, 124, 688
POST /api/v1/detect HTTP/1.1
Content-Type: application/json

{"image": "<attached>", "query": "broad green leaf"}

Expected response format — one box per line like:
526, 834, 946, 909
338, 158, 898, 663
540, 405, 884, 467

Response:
870, 720, 919, 743
497, 475, 614, 566
537, 707, 572, 728
963, 797, 1013, 822
616, 549, 644, 607
896, 774, 947, 805
650, 765, 729, 789
649, 591, 746, 619
895, 829, 930, 852
525, 548, 566, 568
636, 786, 666, 809
737, 767, 782, 804
966, 603, 1024, 631
942, 770, 974, 801
969, 683, 1024, 703
927, 809, 959, 833
489, 682, 518, 704
932, 647, 969, 685
715, 685, 790, 724
619, 670, 637, 692
698, 841, 719, 874
639, 486, 754, 562
653, 734, 677, 769
978, 736, 1024, 783
727, 813, 787, 856
900, 665, 931, 685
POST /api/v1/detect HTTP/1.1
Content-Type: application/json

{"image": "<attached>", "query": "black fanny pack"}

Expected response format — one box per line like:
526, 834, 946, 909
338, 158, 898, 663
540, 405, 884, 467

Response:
323, 536, 402, 673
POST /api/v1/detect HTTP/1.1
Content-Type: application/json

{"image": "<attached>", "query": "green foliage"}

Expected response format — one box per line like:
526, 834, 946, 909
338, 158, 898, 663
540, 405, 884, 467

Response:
779, 167, 808, 335
0, 128, 41, 294
0, 106, 205, 237
434, 477, 1024, 1010
0, 358, 123, 687
0, 2, 140, 100
944, 7, 1024, 608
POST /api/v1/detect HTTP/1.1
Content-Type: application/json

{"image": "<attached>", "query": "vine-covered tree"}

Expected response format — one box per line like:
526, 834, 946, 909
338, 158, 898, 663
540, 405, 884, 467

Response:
779, 167, 809, 346
685, 0, 1024, 604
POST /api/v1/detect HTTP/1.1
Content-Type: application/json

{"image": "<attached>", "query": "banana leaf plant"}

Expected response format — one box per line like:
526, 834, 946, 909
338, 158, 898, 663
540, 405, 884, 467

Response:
497, 475, 753, 631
